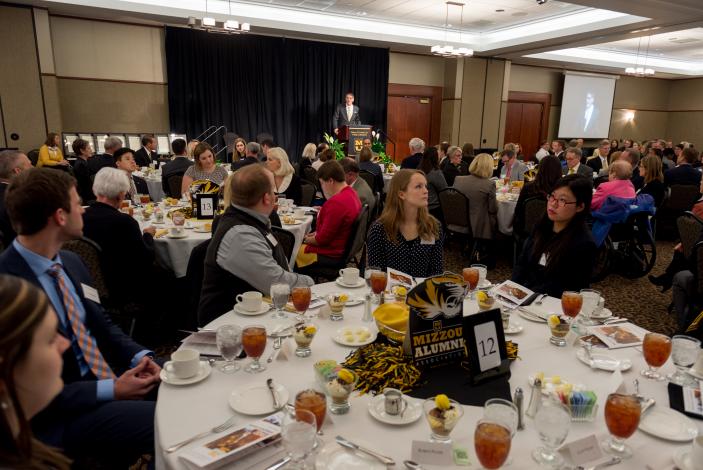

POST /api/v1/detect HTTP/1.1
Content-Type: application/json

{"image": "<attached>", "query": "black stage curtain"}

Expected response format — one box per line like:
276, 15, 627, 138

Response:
165, 27, 389, 161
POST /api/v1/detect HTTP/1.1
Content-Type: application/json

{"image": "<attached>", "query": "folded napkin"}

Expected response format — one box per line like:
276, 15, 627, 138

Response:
155, 229, 169, 238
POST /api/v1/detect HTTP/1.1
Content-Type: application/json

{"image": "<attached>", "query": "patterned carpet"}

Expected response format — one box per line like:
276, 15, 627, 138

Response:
443, 238, 679, 336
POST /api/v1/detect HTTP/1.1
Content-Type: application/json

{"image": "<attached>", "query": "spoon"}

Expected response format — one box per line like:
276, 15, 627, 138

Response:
404, 460, 425, 470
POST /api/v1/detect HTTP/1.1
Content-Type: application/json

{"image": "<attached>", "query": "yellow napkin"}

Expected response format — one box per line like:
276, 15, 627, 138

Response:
373, 303, 410, 332
155, 229, 169, 239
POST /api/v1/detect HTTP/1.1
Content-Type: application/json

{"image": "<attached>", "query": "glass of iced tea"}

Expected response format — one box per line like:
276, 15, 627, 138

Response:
561, 291, 583, 320
295, 389, 326, 433
370, 270, 387, 303
291, 286, 311, 318
242, 325, 267, 373
641, 332, 672, 381
139, 194, 150, 205
463, 267, 480, 299
474, 419, 512, 469
601, 393, 641, 458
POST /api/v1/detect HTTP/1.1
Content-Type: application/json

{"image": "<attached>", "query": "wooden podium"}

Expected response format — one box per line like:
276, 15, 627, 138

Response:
339, 125, 372, 157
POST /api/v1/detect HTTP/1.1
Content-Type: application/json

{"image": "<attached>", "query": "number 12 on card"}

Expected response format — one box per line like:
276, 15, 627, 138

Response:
474, 322, 501, 372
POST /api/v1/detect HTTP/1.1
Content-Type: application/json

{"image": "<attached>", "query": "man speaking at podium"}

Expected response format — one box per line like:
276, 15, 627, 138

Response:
333, 92, 361, 136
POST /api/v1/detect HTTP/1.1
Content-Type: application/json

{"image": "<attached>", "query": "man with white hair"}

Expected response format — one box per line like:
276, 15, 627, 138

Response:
401, 137, 425, 169
89, 136, 120, 175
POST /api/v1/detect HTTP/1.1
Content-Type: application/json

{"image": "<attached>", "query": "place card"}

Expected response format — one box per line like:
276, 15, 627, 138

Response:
276, 338, 294, 362
411, 440, 453, 466
560, 434, 603, 466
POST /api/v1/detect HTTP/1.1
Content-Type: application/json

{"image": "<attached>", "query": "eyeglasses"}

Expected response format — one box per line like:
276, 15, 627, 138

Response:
547, 193, 578, 208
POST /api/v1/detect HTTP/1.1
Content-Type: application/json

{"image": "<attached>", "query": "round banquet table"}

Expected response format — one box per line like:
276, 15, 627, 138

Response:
496, 193, 518, 236
145, 177, 165, 203
136, 213, 313, 277
383, 173, 393, 193
154, 282, 701, 470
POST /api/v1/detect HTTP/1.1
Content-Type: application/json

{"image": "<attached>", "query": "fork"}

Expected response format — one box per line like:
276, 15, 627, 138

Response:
165, 416, 236, 453
267, 337, 282, 363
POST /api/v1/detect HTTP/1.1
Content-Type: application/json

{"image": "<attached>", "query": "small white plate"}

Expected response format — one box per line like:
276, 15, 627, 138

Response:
193, 227, 211, 233
335, 277, 366, 289
638, 407, 698, 442
504, 321, 523, 335
229, 383, 290, 415
233, 304, 271, 316
160, 362, 211, 386
673, 448, 696, 470
282, 220, 303, 226
345, 296, 364, 307
166, 232, 188, 239
315, 440, 386, 470
333, 326, 377, 347
367, 394, 422, 425
687, 367, 703, 380
575, 348, 632, 371
517, 309, 547, 323
589, 307, 613, 320
184, 224, 195, 230
152, 220, 166, 225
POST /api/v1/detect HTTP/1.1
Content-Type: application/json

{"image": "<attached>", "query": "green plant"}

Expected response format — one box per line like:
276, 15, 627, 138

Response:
371, 131, 393, 165
323, 133, 346, 160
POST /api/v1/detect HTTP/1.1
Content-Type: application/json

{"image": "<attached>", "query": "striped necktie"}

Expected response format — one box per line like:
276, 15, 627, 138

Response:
47, 264, 115, 379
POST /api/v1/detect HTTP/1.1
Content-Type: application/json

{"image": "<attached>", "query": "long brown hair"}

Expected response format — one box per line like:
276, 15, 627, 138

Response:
233, 138, 246, 161
377, 169, 439, 243
0, 276, 71, 469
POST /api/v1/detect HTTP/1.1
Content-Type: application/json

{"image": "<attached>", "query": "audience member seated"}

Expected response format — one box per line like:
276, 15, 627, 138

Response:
0, 275, 71, 470
181, 142, 229, 194
82, 168, 157, 308
586, 139, 610, 173
535, 140, 550, 162
296, 160, 362, 270
88, 136, 120, 175
161, 138, 193, 196
299, 142, 317, 171
266, 147, 303, 205
401, 137, 425, 169
461, 143, 475, 166
512, 174, 596, 296
563, 147, 594, 177
591, 160, 636, 211
665, 147, 702, 187
662, 146, 677, 170
71, 138, 95, 203
437, 141, 450, 166
499, 149, 527, 182
133, 134, 157, 168
0, 168, 161, 466
367, 169, 444, 277
260, 138, 275, 161
513, 155, 562, 236
199, 165, 313, 324
637, 154, 666, 207
619, 148, 643, 189
454, 153, 498, 252
114, 148, 148, 204
233, 137, 247, 162
551, 139, 566, 162
37, 133, 70, 170
232, 141, 262, 171
312, 145, 331, 171
0, 150, 32, 246
441, 145, 469, 186
341, 158, 375, 215
418, 147, 447, 222
359, 147, 383, 193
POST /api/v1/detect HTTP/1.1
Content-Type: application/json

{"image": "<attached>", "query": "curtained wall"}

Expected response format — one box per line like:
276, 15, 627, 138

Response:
165, 27, 389, 161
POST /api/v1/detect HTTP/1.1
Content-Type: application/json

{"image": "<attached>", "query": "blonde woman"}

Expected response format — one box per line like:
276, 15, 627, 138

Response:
37, 133, 69, 169
265, 147, 304, 205
454, 153, 498, 240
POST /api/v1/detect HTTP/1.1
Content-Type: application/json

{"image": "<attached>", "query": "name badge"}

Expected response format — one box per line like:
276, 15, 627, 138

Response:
539, 253, 547, 266
420, 237, 435, 245
266, 233, 279, 247
81, 283, 101, 304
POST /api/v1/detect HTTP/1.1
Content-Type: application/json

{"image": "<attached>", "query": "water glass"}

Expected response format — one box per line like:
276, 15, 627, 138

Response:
578, 289, 601, 326
483, 398, 518, 437
471, 264, 488, 286
668, 335, 701, 386
532, 397, 570, 468
270, 283, 290, 320
282, 408, 317, 470
216, 324, 242, 373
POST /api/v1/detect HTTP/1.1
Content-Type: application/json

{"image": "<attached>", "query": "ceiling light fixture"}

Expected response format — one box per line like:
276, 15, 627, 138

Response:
625, 35, 655, 76
190, 0, 251, 34
431, 1, 473, 57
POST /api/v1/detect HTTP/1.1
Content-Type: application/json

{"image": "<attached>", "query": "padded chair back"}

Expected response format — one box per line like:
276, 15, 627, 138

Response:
438, 188, 472, 237
302, 166, 318, 186
62, 237, 110, 302
358, 171, 376, 192
523, 197, 547, 236
300, 182, 315, 207
167, 174, 183, 199
666, 184, 700, 213
272, 226, 296, 261
677, 211, 703, 259
186, 239, 211, 330
344, 205, 369, 265
27, 149, 39, 167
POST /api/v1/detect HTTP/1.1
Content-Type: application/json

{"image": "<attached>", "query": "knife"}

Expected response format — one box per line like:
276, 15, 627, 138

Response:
264, 456, 291, 470
336, 435, 395, 466
266, 378, 281, 410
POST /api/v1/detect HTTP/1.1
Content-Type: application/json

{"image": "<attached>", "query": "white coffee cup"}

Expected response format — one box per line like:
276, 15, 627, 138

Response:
691, 350, 703, 376
236, 291, 263, 312
294, 208, 306, 219
339, 267, 360, 285
691, 435, 703, 470
383, 388, 408, 416
165, 349, 200, 379
170, 226, 184, 236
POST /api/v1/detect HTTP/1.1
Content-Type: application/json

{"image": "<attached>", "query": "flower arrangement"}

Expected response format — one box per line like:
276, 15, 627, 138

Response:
371, 130, 394, 166
323, 133, 346, 160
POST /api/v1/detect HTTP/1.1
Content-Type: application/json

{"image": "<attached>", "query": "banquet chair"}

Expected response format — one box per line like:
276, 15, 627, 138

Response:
513, 196, 547, 264
272, 226, 295, 261
187, 239, 211, 329
167, 174, 183, 198
438, 188, 477, 260
300, 182, 315, 207
656, 184, 700, 238
359, 170, 376, 192
302, 166, 318, 186
677, 211, 703, 260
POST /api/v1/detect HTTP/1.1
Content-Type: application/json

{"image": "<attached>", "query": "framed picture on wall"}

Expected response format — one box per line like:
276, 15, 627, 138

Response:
156, 135, 171, 155
127, 135, 141, 151
62, 133, 78, 155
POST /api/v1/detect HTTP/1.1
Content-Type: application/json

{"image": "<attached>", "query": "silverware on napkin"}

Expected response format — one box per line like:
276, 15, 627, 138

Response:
335, 435, 395, 466
165, 416, 236, 453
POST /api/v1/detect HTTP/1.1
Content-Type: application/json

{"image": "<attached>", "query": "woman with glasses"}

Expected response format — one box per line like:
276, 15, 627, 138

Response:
512, 174, 596, 297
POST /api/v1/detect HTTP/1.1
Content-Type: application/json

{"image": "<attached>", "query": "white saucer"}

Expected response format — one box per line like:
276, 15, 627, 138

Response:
229, 383, 289, 415
315, 440, 386, 470
160, 362, 211, 386
333, 326, 377, 347
345, 296, 364, 306
233, 303, 271, 316
589, 307, 613, 320
638, 407, 698, 442
166, 232, 188, 239
367, 394, 422, 425
335, 277, 366, 288
575, 348, 632, 371
673, 448, 698, 470
193, 227, 211, 233
687, 366, 703, 380
504, 322, 523, 334
184, 224, 195, 230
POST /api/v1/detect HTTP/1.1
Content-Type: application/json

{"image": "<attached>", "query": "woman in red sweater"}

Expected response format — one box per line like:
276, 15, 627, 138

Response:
296, 160, 362, 269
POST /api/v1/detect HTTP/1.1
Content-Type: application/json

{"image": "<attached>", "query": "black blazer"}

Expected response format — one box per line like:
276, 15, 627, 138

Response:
665, 164, 702, 187
73, 158, 95, 203
161, 157, 193, 194
0, 183, 16, 247
332, 104, 361, 129
586, 156, 606, 174
401, 153, 423, 170
278, 174, 304, 206
132, 175, 149, 196
359, 161, 383, 193
232, 156, 259, 171
639, 179, 667, 207
441, 159, 469, 186
0, 244, 145, 431
88, 153, 116, 175
133, 148, 157, 167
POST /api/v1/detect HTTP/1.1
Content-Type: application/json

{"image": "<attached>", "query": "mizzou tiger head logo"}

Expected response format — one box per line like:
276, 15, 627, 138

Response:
407, 273, 465, 320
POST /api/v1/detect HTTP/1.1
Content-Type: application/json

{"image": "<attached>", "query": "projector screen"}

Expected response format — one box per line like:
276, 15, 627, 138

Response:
558, 73, 617, 139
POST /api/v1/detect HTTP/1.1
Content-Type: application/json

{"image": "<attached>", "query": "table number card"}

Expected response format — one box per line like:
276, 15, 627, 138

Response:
195, 193, 217, 219
462, 308, 509, 383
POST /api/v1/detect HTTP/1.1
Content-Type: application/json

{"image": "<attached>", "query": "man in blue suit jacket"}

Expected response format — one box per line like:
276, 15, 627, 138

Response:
664, 147, 702, 187
0, 168, 160, 465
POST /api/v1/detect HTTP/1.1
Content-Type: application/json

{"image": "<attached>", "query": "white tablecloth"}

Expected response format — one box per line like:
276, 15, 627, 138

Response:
138, 214, 313, 277
154, 285, 700, 470
145, 177, 165, 202
496, 197, 517, 236
383, 174, 393, 193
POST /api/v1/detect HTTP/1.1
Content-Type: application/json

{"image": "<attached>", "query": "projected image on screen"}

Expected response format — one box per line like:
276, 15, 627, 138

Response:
558, 73, 617, 139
